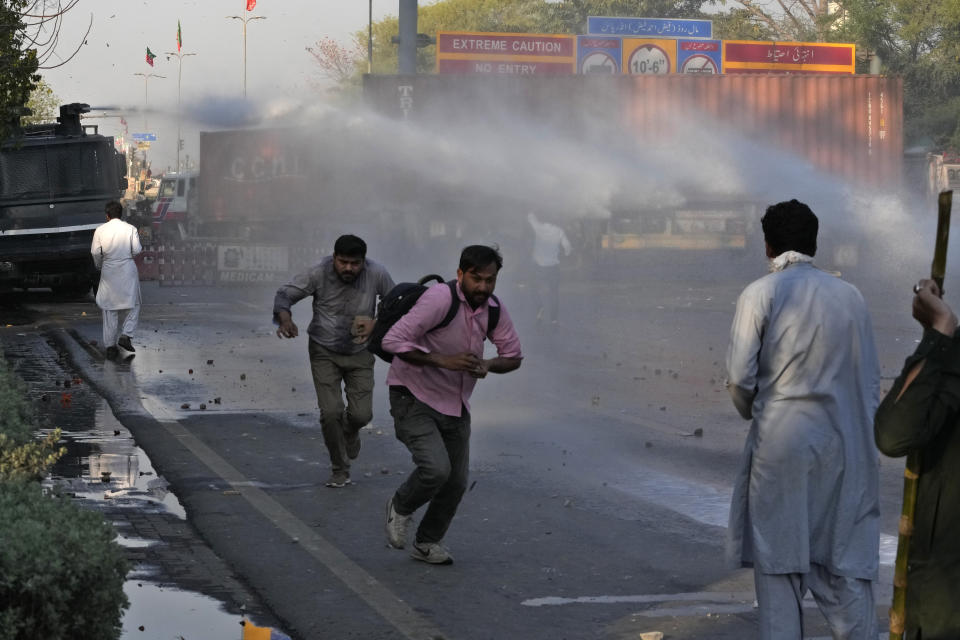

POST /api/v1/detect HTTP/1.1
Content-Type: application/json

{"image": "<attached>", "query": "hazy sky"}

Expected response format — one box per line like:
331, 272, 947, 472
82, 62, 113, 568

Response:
40, 1, 413, 166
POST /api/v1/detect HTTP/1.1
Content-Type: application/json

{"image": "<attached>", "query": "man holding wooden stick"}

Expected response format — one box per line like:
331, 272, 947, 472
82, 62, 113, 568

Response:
876, 277, 960, 639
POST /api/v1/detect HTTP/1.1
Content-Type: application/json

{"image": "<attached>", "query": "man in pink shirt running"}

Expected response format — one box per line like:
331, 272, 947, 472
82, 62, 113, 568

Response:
382, 245, 523, 565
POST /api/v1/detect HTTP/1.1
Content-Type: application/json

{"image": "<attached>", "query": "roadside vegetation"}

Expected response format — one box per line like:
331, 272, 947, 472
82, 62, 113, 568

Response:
0, 349, 129, 640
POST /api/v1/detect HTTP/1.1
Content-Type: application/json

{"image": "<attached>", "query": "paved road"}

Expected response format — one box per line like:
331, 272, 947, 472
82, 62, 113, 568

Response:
1, 259, 923, 639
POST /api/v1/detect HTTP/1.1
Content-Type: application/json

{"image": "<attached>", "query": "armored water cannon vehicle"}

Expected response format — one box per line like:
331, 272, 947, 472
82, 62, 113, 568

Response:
0, 103, 127, 294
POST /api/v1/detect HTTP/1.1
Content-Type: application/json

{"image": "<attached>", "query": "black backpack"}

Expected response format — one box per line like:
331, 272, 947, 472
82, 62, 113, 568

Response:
368, 274, 500, 363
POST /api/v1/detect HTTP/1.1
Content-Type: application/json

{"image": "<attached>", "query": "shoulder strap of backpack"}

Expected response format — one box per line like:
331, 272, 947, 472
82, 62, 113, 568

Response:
428, 281, 460, 333
487, 295, 500, 338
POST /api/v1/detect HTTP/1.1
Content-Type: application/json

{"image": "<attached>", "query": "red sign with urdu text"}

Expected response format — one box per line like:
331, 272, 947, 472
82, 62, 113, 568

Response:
723, 40, 855, 74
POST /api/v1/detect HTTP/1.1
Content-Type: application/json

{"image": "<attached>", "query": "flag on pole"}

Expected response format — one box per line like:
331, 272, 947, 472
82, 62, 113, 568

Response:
145, 47, 156, 66
246, 0, 256, 11
177, 20, 182, 52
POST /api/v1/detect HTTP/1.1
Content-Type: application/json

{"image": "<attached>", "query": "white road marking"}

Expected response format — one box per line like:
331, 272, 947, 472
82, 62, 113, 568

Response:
609, 472, 899, 565
523, 591, 756, 607
524, 591, 887, 639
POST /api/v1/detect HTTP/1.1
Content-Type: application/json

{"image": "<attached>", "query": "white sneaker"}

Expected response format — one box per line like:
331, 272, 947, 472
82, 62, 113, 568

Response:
410, 541, 453, 565
385, 496, 412, 549
324, 472, 351, 488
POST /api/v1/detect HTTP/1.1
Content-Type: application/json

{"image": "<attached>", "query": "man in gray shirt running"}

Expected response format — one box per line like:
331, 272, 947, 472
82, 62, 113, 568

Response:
274, 235, 395, 488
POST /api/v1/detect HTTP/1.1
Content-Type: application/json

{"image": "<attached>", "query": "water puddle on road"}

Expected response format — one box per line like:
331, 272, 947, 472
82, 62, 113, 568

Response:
45, 403, 185, 520
41, 398, 248, 639
44, 400, 187, 520
121, 580, 246, 640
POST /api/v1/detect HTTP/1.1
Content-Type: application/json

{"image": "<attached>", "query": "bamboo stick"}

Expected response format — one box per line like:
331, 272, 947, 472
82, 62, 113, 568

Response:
889, 454, 919, 638
932, 191, 953, 293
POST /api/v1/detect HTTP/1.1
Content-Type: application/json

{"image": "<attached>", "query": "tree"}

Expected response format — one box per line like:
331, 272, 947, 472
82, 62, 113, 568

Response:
17, 0, 88, 69
711, 0, 843, 41
22, 78, 59, 125
306, 37, 365, 90
0, 1, 86, 139
841, 0, 960, 149
0, 1, 41, 140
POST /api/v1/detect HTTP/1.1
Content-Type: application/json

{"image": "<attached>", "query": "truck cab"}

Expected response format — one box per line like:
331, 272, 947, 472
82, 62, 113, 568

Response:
151, 170, 198, 240
928, 153, 960, 196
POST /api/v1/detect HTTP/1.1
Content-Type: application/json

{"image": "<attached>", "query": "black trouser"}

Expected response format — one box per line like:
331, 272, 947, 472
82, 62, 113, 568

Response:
389, 387, 470, 544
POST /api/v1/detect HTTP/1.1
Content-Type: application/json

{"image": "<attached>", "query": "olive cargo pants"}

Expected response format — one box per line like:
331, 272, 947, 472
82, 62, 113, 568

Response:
308, 341, 375, 474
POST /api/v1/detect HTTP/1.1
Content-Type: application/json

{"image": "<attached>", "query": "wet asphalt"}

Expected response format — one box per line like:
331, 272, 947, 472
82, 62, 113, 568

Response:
0, 257, 925, 639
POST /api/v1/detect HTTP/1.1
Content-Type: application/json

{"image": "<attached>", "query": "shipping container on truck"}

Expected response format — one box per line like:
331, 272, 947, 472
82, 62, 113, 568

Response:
156, 127, 338, 242
158, 125, 415, 242
198, 127, 313, 241
0, 103, 126, 294
145, 128, 314, 284
363, 74, 903, 265
150, 127, 386, 284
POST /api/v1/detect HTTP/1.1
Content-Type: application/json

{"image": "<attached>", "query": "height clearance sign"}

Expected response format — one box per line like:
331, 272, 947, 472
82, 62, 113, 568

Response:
436, 31, 576, 75
622, 38, 678, 75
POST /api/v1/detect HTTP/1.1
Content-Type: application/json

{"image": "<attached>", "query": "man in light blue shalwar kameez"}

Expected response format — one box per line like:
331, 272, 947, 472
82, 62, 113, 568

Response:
726, 199, 881, 639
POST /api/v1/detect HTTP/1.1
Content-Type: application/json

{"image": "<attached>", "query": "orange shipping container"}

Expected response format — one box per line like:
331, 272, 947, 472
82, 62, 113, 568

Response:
363, 73, 902, 188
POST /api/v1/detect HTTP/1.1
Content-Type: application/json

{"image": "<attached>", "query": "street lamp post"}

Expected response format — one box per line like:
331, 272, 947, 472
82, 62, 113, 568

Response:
226, 8, 266, 98
368, 0, 373, 73
165, 51, 197, 172
132, 72, 165, 177
132, 72, 166, 131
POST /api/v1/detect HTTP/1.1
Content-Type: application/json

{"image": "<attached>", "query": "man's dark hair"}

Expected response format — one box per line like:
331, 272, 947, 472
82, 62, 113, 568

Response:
761, 199, 818, 257
333, 234, 366, 258
459, 245, 503, 273
105, 200, 123, 219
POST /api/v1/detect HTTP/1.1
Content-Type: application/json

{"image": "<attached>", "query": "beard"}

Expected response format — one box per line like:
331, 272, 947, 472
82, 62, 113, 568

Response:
466, 291, 489, 308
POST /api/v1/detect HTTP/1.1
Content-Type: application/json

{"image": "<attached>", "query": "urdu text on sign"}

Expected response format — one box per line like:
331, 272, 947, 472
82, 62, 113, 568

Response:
588, 16, 712, 39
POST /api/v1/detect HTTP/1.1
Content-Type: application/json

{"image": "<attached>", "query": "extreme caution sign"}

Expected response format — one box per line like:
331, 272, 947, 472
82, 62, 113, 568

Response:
436, 31, 576, 75
723, 40, 855, 74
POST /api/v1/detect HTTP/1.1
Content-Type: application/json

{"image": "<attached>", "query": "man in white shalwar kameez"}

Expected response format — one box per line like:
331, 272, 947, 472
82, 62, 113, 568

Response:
528, 212, 572, 325
725, 199, 880, 639
91, 201, 143, 358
